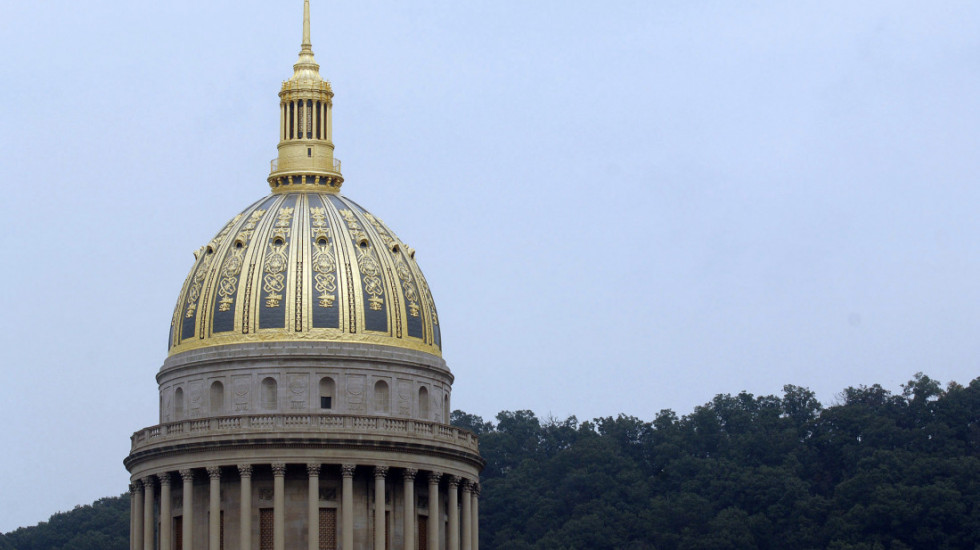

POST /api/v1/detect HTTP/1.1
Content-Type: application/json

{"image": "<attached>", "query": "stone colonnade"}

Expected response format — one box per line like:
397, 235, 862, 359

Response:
130, 464, 479, 550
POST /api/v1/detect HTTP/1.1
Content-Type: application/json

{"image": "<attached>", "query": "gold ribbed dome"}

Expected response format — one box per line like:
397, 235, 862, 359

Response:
168, 1, 440, 358
168, 192, 441, 357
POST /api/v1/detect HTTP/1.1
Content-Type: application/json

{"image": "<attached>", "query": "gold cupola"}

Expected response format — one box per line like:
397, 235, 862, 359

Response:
268, 0, 343, 192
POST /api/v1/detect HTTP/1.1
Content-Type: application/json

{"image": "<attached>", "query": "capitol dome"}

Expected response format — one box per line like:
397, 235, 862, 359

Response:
127, 4, 482, 549
169, 191, 442, 358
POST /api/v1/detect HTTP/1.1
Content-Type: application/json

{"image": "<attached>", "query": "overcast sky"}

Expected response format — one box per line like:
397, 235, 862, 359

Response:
1, 0, 978, 533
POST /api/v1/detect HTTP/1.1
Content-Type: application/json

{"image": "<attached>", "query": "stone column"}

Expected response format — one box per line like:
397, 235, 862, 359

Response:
427, 472, 441, 550
460, 482, 471, 550
133, 481, 145, 550
207, 467, 221, 550
144, 476, 156, 550
471, 484, 480, 550
272, 463, 286, 550
403, 469, 417, 550
374, 466, 388, 550
180, 470, 194, 550
447, 477, 459, 550
160, 474, 172, 550
239, 465, 253, 550
341, 465, 355, 550
308, 463, 320, 550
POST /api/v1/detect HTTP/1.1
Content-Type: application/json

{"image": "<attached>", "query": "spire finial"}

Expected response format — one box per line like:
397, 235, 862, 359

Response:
302, 0, 312, 51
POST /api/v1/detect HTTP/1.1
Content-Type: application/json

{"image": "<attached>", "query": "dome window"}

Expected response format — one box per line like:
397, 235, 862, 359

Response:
261, 377, 278, 410
319, 377, 335, 410
273, 237, 285, 246
357, 237, 369, 248
316, 237, 328, 247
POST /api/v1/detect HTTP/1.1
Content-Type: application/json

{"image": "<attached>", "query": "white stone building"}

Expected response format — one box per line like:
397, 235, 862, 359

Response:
125, 3, 483, 549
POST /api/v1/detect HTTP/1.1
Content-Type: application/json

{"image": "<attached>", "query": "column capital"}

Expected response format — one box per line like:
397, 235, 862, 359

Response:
448, 475, 461, 488
472, 482, 481, 496
158, 473, 172, 487
131, 480, 143, 493
272, 462, 287, 477
341, 464, 356, 478
238, 464, 253, 478
307, 463, 321, 477
180, 469, 195, 482
373, 466, 389, 479
207, 466, 222, 480
142, 476, 156, 489
404, 468, 418, 481
461, 479, 473, 493
428, 471, 443, 484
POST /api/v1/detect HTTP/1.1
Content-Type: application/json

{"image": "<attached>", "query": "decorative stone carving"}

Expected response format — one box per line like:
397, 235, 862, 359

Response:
289, 374, 309, 410
472, 482, 481, 497
397, 379, 412, 415
189, 380, 204, 414
347, 375, 365, 412
130, 481, 142, 494
238, 464, 253, 478
179, 469, 194, 482
142, 476, 155, 489
341, 464, 356, 478
158, 473, 172, 487
307, 463, 321, 477
272, 463, 287, 476
233, 376, 251, 412
404, 468, 418, 481
207, 466, 221, 480
373, 466, 388, 479
428, 471, 442, 484
448, 475, 461, 488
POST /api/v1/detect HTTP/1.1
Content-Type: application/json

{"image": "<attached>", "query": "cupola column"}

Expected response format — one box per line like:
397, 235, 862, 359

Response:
374, 466, 389, 550
447, 476, 460, 550
428, 472, 442, 550
159, 474, 172, 550
461, 481, 472, 550
180, 469, 195, 550
132, 481, 145, 550
207, 467, 222, 550
272, 463, 286, 550
341, 464, 355, 550
471, 484, 480, 550
308, 463, 321, 550
403, 469, 417, 550
239, 465, 253, 550
143, 477, 156, 550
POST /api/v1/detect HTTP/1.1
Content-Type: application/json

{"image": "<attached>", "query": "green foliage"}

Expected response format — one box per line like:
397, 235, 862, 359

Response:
2, 494, 130, 550
453, 373, 980, 549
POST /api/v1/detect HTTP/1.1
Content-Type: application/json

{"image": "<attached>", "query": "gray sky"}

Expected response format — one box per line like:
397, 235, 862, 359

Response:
1, 0, 978, 533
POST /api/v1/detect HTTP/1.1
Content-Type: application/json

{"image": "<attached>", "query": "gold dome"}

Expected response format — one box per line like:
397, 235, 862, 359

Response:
168, 192, 441, 357
168, 2, 440, 357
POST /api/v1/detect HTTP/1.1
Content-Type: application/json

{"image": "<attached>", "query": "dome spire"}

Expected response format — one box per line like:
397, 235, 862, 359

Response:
269, 0, 344, 193
303, 0, 312, 49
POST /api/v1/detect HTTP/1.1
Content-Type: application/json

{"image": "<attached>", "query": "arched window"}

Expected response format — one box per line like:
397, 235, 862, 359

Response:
319, 377, 335, 410
174, 387, 185, 421
261, 377, 278, 410
418, 386, 429, 420
210, 381, 225, 414
374, 381, 390, 414
444, 394, 450, 422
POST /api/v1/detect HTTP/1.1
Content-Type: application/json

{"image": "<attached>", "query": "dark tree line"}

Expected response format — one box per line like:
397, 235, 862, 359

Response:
0, 495, 129, 550
452, 373, 979, 550
2, 374, 977, 550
